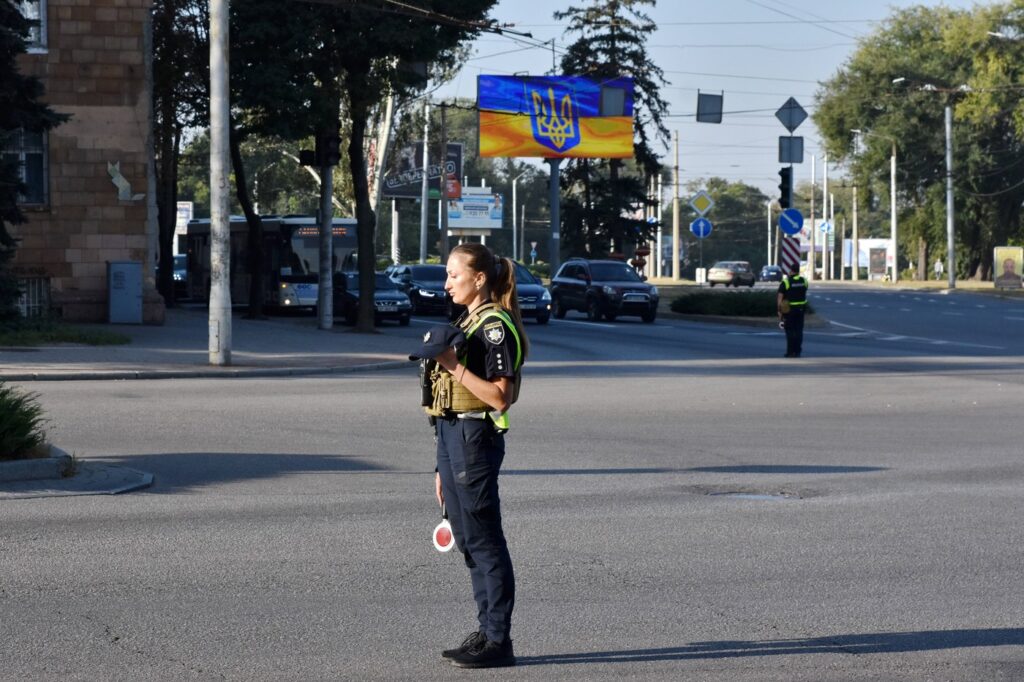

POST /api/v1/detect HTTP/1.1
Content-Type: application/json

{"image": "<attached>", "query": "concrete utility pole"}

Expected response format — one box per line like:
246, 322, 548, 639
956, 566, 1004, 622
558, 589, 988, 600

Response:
656, 174, 663, 278
547, 158, 561, 274
390, 200, 399, 264
208, 0, 231, 365
808, 155, 815, 281
672, 131, 680, 281
439, 105, 450, 261
822, 153, 828, 280
419, 101, 429, 264
852, 185, 859, 281
317, 141, 333, 330
890, 142, 898, 283
945, 104, 956, 288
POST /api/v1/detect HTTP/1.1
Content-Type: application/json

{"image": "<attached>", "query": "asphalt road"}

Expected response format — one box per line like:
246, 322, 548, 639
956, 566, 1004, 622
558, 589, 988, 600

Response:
3, 286, 1023, 680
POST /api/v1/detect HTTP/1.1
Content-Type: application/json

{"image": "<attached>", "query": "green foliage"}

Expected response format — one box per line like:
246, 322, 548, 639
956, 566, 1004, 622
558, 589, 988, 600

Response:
671, 291, 812, 317
526, 263, 550, 280
814, 2, 1024, 280
678, 177, 772, 275
0, 382, 47, 461
0, 242, 21, 323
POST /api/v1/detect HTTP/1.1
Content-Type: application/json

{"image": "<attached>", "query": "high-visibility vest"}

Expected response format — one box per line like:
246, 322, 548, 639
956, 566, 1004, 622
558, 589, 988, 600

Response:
781, 275, 808, 306
458, 303, 522, 430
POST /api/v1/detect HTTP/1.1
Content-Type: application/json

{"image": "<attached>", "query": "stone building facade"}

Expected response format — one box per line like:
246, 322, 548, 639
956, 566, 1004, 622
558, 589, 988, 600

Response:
11, 0, 164, 323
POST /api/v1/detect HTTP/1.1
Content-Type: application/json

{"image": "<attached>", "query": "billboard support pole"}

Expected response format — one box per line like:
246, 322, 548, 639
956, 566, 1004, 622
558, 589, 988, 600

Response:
419, 101, 430, 264
439, 104, 450, 261
547, 158, 561, 275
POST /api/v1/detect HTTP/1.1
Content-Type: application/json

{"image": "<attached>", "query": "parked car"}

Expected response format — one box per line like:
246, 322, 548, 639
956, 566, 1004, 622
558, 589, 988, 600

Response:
389, 264, 449, 315
513, 261, 551, 324
549, 258, 659, 322
333, 272, 412, 325
759, 264, 783, 282
708, 261, 756, 287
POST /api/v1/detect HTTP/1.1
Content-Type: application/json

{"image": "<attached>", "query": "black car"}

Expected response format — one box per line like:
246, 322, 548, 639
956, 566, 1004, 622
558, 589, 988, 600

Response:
389, 264, 449, 315
759, 265, 783, 282
334, 272, 412, 325
550, 258, 659, 323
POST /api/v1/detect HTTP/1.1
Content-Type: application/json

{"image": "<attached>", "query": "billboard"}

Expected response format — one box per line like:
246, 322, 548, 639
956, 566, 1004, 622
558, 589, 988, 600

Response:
447, 187, 502, 230
382, 142, 463, 199
994, 246, 1023, 289
478, 75, 634, 158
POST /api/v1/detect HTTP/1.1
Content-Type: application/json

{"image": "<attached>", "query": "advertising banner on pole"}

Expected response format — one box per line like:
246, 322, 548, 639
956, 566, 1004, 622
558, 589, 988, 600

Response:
994, 246, 1023, 288
477, 75, 634, 158
447, 187, 503, 230
382, 142, 463, 199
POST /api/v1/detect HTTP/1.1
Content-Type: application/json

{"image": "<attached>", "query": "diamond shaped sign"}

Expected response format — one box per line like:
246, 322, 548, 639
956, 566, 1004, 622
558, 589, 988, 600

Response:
689, 190, 714, 216
775, 97, 807, 134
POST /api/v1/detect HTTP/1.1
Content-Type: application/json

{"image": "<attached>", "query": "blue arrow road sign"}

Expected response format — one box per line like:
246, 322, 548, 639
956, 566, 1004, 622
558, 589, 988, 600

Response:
779, 208, 803, 236
690, 217, 713, 239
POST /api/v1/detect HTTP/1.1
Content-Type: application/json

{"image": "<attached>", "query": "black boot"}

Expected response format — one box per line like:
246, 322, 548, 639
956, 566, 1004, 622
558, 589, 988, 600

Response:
450, 638, 516, 669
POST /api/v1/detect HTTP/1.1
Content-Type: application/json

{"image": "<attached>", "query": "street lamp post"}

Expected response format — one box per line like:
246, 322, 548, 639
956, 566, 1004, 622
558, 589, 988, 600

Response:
511, 170, 527, 262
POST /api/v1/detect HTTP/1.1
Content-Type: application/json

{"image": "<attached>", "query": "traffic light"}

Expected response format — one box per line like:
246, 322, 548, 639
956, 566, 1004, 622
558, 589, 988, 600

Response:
316, 122, 342, 167
778, 166, 792, 209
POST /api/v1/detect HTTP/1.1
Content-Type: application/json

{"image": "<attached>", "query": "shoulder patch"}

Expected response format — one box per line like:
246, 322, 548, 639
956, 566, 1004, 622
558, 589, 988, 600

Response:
483, 321, 505, 345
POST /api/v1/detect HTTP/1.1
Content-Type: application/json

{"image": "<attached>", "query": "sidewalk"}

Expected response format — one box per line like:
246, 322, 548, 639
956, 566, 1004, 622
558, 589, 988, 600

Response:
0, 307, 416, 381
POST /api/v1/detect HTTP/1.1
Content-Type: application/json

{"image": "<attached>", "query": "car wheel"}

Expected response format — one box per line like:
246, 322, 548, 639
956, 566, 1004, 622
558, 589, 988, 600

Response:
535, 312, 550, 325
748, 280, 755, 287
345, 309, 358, 325
399, 315, 410, 326
604, 311, 617, 322
641, 309, 657, 323
586, 297, 602, 322
552, 296, 567, 319
709, 282, 716, 287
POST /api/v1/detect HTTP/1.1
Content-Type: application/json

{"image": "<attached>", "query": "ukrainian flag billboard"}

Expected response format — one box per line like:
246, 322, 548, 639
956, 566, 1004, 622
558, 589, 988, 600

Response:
478, 75, 634, 158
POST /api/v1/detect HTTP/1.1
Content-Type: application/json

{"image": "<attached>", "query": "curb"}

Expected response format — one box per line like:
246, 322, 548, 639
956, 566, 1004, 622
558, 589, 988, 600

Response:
0, 359, 413, 382
0, 445, 73, 483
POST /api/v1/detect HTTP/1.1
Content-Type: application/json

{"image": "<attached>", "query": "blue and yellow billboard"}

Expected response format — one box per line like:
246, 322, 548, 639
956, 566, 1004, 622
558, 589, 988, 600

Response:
478, 75, 634, 158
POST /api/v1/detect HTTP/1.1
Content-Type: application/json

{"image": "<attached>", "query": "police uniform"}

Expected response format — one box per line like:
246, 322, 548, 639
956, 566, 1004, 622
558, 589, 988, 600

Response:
421, 302, 522, 651
778, 273, 808, 357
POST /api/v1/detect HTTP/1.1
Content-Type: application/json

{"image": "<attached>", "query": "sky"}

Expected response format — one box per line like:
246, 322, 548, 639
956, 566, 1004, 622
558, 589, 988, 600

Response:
434, 0, 983, 198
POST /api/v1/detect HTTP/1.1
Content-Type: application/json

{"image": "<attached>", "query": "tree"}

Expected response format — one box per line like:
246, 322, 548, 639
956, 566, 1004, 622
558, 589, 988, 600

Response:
815, 2, 1024, 280
152, 0, 208, 307
0, 1, 68, 321
680, 178, 770, 276
555, 0, 670, 257
231, 0, 495, 331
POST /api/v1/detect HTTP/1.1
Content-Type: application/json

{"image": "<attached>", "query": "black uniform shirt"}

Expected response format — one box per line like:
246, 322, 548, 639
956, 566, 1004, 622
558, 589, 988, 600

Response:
462, 311, 518, 382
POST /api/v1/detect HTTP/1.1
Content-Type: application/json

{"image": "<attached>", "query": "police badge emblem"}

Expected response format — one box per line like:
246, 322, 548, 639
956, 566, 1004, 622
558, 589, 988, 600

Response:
483, 322, 505, 345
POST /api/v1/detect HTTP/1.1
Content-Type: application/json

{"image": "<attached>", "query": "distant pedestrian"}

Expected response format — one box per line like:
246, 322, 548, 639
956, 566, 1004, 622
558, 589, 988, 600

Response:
777, 263, 808, 358
934, 258, 945, 280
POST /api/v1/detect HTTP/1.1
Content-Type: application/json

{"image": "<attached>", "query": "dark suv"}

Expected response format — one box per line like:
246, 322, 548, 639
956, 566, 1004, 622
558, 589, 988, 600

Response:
550, 258, 659, 323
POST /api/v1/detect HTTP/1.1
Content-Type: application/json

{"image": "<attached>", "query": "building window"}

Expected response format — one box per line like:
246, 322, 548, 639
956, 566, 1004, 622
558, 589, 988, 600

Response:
2, 129, 49, 206
18, 1, 47, 52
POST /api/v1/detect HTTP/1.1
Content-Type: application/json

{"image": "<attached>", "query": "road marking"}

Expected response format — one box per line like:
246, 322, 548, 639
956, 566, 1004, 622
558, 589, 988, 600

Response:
556, 318, 618, 329
899, 308, 911, 312
879, 335, 907, 341
1006, 316, 1024, 321
825, 320, 1004, 349
942, 312, 964, 316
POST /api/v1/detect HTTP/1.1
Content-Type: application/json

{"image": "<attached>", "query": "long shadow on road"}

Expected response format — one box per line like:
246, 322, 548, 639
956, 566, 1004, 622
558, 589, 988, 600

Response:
515, 628, 1024, 666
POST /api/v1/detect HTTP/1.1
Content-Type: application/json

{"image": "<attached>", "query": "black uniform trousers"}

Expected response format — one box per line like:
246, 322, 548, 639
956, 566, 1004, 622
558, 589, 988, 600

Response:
436, 415, 515, 643
783, 307, 805, 356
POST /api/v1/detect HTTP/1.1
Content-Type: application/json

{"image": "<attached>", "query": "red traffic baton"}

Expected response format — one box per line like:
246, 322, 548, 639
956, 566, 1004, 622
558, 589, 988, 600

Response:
432, 502, 455, 552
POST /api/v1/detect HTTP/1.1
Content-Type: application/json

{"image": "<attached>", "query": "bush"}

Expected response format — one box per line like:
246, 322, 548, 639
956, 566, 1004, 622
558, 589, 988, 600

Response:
0, 381, 48, 460
526, 262, 550, 280
671, 290, 813, 317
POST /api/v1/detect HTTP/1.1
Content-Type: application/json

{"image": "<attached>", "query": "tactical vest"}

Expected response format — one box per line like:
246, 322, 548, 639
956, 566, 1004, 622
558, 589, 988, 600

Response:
424, 303, 523, 428
782, 275, 808, 306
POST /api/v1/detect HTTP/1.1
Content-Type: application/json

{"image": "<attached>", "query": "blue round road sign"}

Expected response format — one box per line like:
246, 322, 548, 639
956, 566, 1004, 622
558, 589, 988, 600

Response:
779, 208, 803, 236
690, 217, 713, 239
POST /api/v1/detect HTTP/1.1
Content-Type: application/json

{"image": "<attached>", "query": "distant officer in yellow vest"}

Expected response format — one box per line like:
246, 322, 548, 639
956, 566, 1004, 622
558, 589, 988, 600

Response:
777, 263, 808, 358
420, 243, 529, 669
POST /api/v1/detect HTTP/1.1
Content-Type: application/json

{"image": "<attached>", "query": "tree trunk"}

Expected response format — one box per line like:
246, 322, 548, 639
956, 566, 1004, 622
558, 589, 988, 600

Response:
916, 237, 927, 281
347, 95, 376, 333
228, 124, 266, 319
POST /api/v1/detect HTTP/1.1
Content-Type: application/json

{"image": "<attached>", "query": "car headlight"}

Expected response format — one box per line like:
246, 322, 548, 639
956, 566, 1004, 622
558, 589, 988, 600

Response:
650, 286, 659, 297
418, 289, 436, 298
540, 289, 551, 302
602, 285, 618, 296
173, 273, 184, 281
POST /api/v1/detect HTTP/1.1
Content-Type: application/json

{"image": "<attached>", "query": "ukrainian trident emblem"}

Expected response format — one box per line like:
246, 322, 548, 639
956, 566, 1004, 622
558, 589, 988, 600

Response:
530, 85, 580, 154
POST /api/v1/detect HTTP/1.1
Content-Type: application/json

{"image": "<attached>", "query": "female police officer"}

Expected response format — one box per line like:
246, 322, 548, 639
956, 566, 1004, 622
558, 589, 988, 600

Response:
428, 243, 529, 669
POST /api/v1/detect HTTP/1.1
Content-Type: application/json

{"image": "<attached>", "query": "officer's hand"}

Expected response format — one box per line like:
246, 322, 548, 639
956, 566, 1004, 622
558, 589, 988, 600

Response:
434, 347, 458, 373
435, 472, 444, 507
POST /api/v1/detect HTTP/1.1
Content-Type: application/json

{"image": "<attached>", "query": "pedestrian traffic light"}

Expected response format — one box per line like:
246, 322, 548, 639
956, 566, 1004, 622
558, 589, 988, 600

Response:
778, 166, 792, 209
316, 121, 342, 167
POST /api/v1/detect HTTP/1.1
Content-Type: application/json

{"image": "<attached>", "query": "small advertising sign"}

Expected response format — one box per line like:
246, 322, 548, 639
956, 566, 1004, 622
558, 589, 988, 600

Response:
447, 187, 503, 230
382, 142, 463, 199
994, 246, 1023, 289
